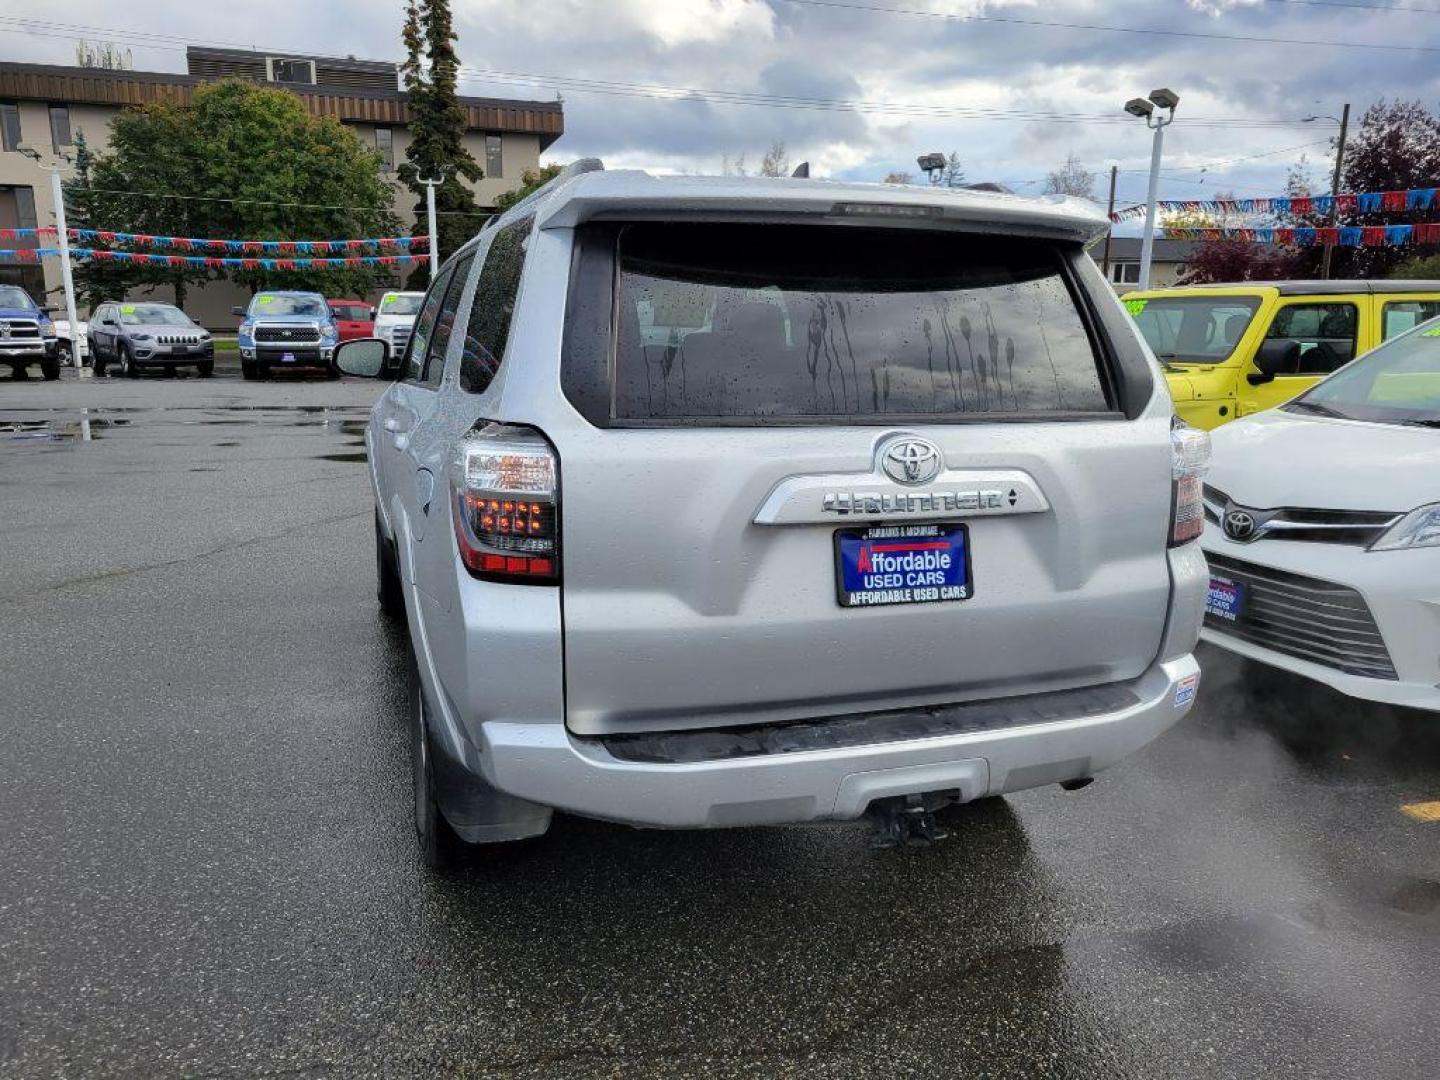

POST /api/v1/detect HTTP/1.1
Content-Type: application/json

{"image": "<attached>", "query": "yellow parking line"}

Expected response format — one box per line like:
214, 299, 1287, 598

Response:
1400, 801, 1440, 823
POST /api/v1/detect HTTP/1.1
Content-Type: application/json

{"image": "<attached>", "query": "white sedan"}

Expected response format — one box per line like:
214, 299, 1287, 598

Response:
50, 319, 89, 365
1201, 320, 1440, 712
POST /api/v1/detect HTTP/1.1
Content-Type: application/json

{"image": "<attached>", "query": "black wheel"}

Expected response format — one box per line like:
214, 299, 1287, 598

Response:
197, 360, 214, 378
93, 343, 107, 377
240, 359, 256, 380
57, 341, 72, 366
410, 646, 468, 869
376, 511, 405, 621
120, 344, 139, 378
40, 354, 61, 381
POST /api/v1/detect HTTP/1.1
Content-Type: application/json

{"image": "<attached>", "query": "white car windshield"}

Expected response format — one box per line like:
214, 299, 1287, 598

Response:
379, 294, 423, 315
1288, 320, 1440, 426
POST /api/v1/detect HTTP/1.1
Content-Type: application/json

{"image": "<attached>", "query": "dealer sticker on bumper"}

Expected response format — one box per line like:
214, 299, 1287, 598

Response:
1174, 673, 1200, 708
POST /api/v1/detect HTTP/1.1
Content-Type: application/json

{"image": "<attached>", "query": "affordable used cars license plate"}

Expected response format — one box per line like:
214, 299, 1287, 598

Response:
280, 351, 296, 362
834, 523, 971, 608
1206, 575, 1246, 621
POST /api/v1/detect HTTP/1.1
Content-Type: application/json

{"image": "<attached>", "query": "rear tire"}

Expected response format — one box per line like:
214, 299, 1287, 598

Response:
120, 344, 139, 379
40, 354, 61, 381
376, 512, 405, 621
410, 646, 469, 869
93, 347, 107, 377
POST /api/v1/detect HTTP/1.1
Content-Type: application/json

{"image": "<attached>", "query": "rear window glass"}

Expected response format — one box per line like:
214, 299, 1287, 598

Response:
611, 224, 1111, 422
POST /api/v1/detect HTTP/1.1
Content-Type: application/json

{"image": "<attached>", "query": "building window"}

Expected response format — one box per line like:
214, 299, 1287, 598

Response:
485, 134, 503, 179
0, 103, 20, 153
375, 126, 394, 173
1110, 261, 1140, 285
48, 105, 71, 153
269, 58, 316, 85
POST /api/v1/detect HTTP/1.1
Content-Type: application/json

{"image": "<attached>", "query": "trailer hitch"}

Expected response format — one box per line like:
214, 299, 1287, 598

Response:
866, 793, 952, 849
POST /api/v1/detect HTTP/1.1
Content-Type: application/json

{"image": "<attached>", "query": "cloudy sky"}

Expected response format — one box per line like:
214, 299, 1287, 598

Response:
4, 0, 1439, 218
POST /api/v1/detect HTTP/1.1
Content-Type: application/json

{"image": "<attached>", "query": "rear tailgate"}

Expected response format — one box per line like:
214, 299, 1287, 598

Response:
554, 221, 1170, 736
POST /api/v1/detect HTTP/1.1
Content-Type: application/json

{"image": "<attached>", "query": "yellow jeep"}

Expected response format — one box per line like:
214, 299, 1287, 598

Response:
1123, 281, 1440, 429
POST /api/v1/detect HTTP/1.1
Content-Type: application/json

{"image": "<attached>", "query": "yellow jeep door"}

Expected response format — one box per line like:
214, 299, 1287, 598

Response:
1238, 297, 1360, 417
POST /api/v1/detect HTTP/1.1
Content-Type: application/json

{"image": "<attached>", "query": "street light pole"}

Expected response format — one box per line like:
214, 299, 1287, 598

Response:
1124, 89, 1179, 293
46, 165, 81, 371
1102, 164, 1118, 280
1320, 103, 1351, 281
1138, 112, 1176, 292
418, 171, 447, 282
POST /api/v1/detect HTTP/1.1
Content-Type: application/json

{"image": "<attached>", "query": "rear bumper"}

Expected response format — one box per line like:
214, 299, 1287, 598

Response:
471, 655, 1199, 828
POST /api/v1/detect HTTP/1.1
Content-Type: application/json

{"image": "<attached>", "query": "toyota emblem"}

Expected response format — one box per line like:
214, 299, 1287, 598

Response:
879, 436, 943, 485
1224, 509, 1257, 541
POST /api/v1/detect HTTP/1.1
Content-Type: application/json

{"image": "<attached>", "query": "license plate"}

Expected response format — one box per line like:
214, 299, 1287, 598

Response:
171, 345, 190, 356
835, 523, 971, 608
1206, 575, 1246, 621
280, 351, 296, 362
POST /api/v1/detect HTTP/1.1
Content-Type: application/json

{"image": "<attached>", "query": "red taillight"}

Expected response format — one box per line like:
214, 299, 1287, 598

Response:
1169, 419, 1211, 547
451, 424, 559, 583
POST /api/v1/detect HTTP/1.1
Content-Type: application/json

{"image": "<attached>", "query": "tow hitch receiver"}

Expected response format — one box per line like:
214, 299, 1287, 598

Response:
866, 793, 952, 849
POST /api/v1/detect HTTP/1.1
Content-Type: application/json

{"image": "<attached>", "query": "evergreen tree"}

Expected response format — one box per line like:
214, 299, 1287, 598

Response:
398, 0, 486, 283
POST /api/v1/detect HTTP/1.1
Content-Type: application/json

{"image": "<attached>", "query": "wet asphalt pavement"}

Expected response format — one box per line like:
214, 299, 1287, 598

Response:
2, 372, 1438, 1079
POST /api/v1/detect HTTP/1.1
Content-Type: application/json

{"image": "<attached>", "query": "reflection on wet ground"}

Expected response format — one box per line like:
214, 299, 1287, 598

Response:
1, 386, 1437, 1077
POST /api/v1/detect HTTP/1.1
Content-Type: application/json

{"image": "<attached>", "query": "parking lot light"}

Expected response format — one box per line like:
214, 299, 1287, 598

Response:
1124, 88, 1180, 291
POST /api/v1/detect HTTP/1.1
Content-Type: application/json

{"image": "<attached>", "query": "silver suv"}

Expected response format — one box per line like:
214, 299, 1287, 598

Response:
336, 161, 1210, 865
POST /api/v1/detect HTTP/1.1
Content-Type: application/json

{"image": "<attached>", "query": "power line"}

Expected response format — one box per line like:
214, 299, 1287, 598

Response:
774, 0, 1440, 51
0, 16, 1375, 128
1261, 0, 1440, 13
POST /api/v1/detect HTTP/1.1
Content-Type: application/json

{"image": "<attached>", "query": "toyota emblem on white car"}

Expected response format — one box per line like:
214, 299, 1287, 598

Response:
1224, 508, 1257, 541
879, 436, 943, 485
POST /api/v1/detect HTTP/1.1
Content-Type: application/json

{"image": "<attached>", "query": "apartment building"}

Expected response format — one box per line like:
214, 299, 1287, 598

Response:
0, 47, 564, 324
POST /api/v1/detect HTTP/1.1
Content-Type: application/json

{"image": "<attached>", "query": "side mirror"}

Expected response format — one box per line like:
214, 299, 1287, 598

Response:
102, 318, 117, 327
369, 307, 378, 320
231, 305, 247, 317
333, 337, 389, 378
40, 306, 55, 315
1250, 339, 1300, 384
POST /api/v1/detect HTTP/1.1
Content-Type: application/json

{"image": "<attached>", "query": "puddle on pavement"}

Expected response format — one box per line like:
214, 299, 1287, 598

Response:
1, 414, 133, 442
317, 452, 368, 463
1386, 877, 1440, 915
0, 406, 370, 444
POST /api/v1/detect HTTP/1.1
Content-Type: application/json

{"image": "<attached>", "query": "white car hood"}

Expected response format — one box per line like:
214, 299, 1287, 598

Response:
1209, 409, 1440, 513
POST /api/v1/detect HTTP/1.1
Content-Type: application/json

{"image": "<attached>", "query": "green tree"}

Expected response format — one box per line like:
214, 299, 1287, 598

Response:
72, 80, 399, 307
398, 0, 485, 280
493, 163, 563, 213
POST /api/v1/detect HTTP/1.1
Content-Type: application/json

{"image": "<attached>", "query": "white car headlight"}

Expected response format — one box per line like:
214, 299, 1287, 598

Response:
1370, 502, 1440, 551
40, 322, 56, 338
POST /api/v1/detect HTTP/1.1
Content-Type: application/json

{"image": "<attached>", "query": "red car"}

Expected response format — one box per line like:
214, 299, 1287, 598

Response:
327, 299, 374, 341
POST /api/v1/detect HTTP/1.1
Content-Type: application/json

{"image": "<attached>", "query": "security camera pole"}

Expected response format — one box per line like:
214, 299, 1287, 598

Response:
1124, 88, 1180, 292
418, 168, 450, 281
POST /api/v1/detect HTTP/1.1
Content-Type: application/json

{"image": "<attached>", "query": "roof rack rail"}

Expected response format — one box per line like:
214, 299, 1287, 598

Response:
486, 157, 604, 228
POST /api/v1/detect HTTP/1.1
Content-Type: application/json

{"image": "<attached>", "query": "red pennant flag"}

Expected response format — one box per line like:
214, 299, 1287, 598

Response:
1275, 228, 1296, 245
1362, 226, 1387, 246
1382, 190, 1407, 211
278, 242, 296, 255
278, 259, 295, 270
1315, 227, 1338, 246
1335, 194, 1357, 213
243, 242, 262, 254
1290, 197, 1313, 216
98, 231, 116, 244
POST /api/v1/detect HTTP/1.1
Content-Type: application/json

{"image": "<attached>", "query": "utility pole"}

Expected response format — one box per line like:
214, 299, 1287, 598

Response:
48, 166, 81, 370
1102, 164, 1118, 281
418, 170, 448, 282
1320, 102, 1351, 281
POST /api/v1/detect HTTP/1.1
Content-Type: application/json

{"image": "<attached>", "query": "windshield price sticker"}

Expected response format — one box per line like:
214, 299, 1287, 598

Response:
834, 523, 972, 608
120, 305, 136, 314
256, 296, 274, 305
1124, 298, 1147, 316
